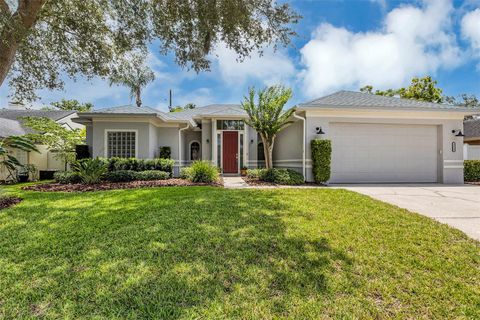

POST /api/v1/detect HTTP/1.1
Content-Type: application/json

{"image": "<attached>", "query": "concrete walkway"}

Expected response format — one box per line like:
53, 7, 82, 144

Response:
222, 176, 250, 189
338, 184, 480, 241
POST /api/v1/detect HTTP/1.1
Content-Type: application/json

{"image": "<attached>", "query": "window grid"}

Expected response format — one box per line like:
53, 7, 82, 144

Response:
107, 131, 136, 158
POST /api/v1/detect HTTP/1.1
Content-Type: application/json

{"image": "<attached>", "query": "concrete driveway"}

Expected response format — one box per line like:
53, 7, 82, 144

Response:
338, 184, 480, 241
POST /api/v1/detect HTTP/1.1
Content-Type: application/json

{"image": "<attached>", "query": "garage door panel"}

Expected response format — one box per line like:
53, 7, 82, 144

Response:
330, 123, 438, 183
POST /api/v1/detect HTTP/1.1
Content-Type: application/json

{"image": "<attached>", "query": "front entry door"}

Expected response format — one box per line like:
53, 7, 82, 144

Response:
222, 131, 238, 174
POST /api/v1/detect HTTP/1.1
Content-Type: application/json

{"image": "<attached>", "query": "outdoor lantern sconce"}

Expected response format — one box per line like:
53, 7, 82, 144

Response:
250, 139, 254, 144
452, 129, 465, 137
316, 127, 325, 135
206, 139, 210, 144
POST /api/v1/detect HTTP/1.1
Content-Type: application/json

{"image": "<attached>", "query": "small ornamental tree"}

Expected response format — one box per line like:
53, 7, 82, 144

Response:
22, 117, 85, 170
0, 136, 38, 180
242, 86, 295, 169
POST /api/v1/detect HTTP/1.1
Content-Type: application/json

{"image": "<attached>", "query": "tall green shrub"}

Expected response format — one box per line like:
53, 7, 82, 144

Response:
311, 139, 331, 184
464, 160, 480, 182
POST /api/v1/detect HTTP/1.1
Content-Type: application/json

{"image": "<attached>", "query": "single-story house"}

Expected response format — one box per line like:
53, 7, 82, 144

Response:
73, 91, 479, 184
0, 109, 83, 181
463, 117, 480, 160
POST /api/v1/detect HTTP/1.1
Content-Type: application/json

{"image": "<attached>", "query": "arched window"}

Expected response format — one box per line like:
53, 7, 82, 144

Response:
190, 141, 201, 161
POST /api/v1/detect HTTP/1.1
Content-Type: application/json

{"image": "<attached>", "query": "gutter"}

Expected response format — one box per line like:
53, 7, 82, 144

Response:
292, 110, 306, 180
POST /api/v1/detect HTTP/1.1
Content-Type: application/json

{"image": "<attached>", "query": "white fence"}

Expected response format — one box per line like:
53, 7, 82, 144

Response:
464, 144, 480, 160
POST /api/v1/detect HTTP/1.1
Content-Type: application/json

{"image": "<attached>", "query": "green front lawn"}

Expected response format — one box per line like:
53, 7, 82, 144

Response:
0, 185, 479, 318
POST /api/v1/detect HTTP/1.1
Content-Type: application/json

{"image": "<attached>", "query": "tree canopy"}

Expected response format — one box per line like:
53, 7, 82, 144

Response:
360, 76, 444, 103
170, 103, 196, 113
0, 0, 299, 102
360, 76, 479, 107
43, 99, 93, 112
109, 51, 155, 108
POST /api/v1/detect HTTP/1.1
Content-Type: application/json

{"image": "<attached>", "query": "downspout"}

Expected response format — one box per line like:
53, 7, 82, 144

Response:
178, 124, 189, 169
292, 110, 306, 180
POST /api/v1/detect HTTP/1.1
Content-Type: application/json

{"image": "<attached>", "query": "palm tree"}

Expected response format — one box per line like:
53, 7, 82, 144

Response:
0, 136, 39, 180
110, 53, 155, 108
241, 85, 295, 169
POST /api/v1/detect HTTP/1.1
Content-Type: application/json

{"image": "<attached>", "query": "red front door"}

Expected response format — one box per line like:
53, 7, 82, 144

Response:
222, 131, 238, 174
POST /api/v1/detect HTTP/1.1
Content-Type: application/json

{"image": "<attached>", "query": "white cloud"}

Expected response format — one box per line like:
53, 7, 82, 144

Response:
299, 0, 462, 97
461, 8, 480, 57
213, 45, 296, 87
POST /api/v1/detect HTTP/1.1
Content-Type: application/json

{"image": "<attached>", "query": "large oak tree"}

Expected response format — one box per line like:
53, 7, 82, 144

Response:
0, 0, 299, 101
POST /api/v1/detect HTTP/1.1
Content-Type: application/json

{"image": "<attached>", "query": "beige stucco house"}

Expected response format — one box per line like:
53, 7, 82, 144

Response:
74, 91, 479, 184
0, 109, 83, 181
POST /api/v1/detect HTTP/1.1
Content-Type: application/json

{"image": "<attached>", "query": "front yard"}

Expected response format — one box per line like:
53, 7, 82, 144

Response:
0, 185, 479, 318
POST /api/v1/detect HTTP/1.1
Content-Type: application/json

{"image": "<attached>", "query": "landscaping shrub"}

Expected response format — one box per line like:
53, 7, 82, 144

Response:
103, 170, 137, 182
99, 157, 174, 176
159, 146, 171, 159
135, 170, 170, 181
464, 160, 480, 181
179, 167, 192, 180
187, 161, 219, 183
246, 168, 266, 179
74, 158, 108, 184
311, 139, 331, 184
261, 168, 304, 185
53, 171, 81, 184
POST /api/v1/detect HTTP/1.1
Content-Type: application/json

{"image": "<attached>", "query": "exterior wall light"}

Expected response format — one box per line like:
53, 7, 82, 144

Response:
206, 139, 210, 144
316, 127, 325, 134
451, 129, 465, 137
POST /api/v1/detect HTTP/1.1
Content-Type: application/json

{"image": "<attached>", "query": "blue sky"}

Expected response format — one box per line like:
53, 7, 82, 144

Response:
1, 0, 480, 111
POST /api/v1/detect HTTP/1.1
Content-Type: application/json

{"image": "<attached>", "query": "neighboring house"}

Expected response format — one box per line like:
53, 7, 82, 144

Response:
73, 91, 479, 184
463, 118, 480, 160
0, 109, 83, 181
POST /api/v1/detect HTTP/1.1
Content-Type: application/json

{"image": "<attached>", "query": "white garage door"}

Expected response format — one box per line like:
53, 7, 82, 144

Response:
330, 123, 438, 183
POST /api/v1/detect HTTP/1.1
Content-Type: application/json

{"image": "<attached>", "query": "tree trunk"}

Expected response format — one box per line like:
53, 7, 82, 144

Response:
260, 133, 275, 169
0, 0, 47, 87
135, 88, 142, 107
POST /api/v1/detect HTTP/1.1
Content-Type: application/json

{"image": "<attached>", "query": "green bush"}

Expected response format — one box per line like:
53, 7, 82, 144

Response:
74, 158, 108, 184
464, 160, 480, 182
99, 157, 174, 176
246, 168, 266, 179
261, 168, 304, 185
188, 161, 219, 183
179, 167, 192, 180
53, 171, 81, 184
311, 139, 331, 184
103, 170, 137, 182
135, 170, 170, 181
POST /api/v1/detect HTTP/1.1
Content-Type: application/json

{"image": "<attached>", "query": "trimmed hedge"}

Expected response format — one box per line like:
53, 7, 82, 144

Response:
135, 170, 170, 181
464, 160, 480, 182
54, 171, 82, 184
103, 170, 137, 182
246, 168, 304, 185
311, 139, 331, 184
100, 158, 174, 176
159, 147, 171, 159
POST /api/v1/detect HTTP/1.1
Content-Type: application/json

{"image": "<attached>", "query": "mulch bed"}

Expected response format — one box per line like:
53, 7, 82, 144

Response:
466, 181, 480, 185
242, 177, 322, 187
0, 196, 22, 210
22, 179, 223, 192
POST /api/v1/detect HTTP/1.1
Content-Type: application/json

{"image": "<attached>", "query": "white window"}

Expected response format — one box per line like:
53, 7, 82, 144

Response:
106, 130, 137, 158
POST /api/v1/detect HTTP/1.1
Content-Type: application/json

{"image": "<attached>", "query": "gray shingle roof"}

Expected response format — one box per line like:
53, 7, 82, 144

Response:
0, 117, 26, 137
0, 109, 77, 138
300, 90, 476, 110
464, 118, 480, 139
84, 104, 246, 125
0, 109, 76, 121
